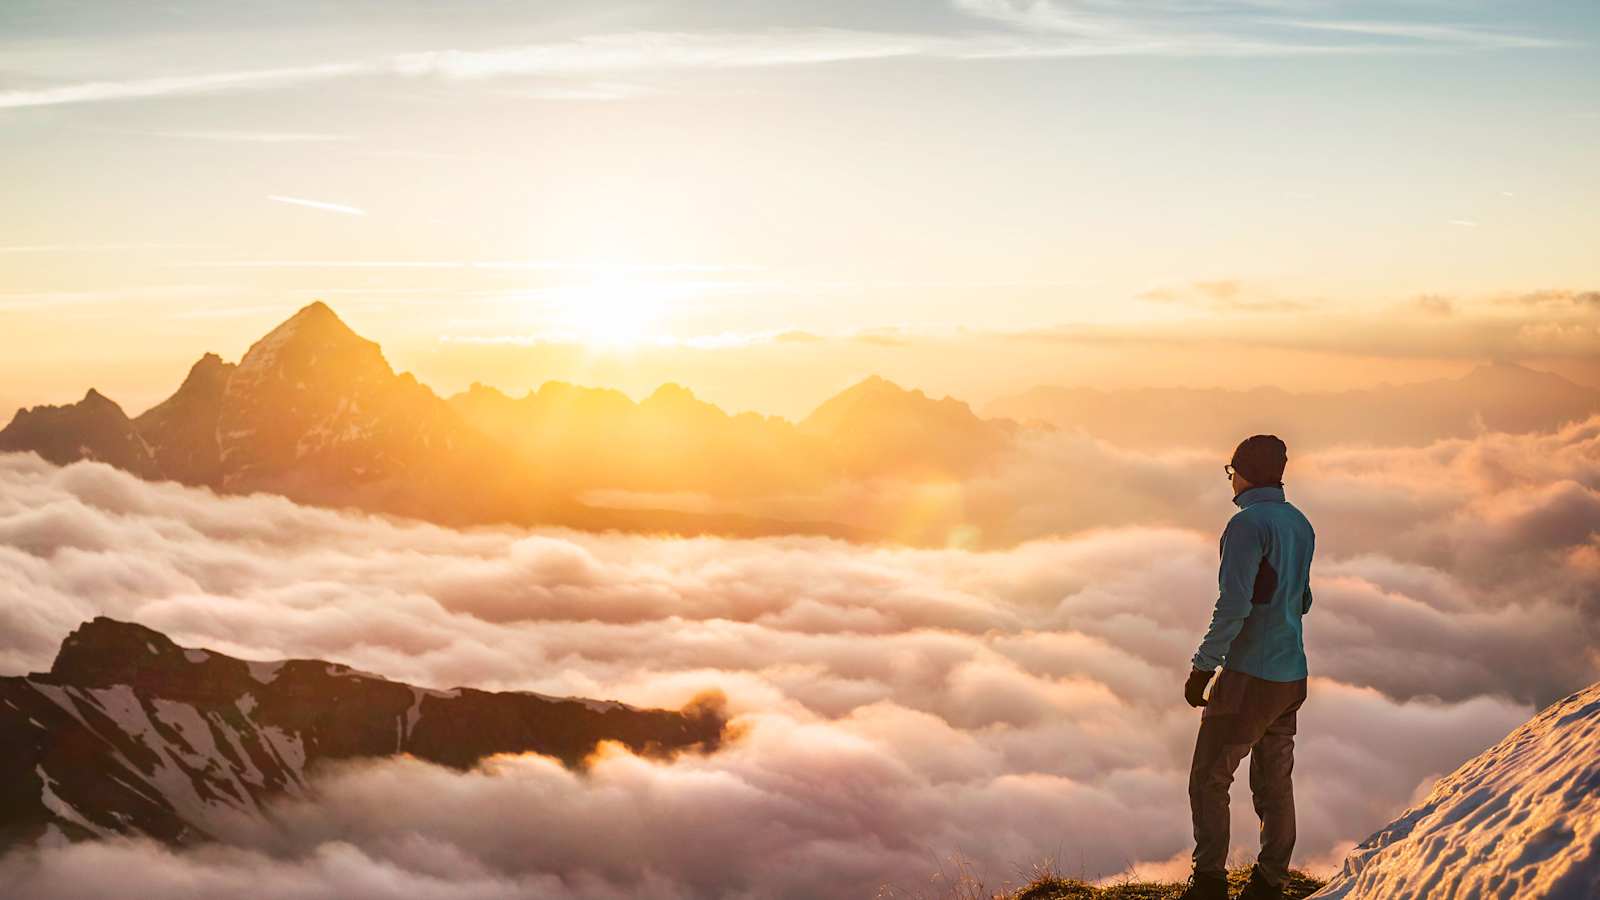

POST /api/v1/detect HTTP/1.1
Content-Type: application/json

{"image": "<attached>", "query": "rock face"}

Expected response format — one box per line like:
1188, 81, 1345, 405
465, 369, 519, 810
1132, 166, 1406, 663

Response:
133, 352, 235, 486
207, 301, 541, 524
1310, 681, 1600, 900
0, 389, 161, 479
0, 618, 725, 849
801, 375, 1016, 479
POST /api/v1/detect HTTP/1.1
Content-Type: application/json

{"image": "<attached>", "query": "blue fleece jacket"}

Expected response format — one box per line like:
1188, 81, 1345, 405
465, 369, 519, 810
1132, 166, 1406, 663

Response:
1191, 484, 1315, 682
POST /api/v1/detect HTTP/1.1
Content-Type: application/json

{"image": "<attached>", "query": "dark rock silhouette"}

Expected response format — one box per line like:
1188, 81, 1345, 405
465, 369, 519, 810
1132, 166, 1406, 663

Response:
133, 352, 235, 486
0, 618, 726, 849
0, 388, 161, 478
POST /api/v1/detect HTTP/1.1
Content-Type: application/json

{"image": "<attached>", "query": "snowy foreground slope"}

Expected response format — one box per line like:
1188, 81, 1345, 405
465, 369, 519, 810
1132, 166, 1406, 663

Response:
0, 618, 725, 848
1310, 681, 1600, 899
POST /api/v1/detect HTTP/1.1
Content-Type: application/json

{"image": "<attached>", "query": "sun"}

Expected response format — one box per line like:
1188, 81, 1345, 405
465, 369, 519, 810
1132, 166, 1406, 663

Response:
556, 269, 663, 349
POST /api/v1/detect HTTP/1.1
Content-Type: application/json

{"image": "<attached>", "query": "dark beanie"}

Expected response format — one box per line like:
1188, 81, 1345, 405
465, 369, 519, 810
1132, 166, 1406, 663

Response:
1231, 434, 1287, 486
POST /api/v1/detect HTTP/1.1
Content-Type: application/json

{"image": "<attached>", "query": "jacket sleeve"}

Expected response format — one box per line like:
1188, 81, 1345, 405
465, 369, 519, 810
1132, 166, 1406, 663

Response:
1300, 524, 1315, 615
1191, 514, 1264, 672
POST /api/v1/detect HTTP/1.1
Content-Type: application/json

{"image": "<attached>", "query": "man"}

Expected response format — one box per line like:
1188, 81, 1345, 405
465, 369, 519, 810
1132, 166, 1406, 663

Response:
1179, 435, 1315, 900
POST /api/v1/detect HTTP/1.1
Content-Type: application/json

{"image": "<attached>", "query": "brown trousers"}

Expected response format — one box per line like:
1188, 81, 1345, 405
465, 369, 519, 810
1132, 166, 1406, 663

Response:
1188, 667, 1307, 886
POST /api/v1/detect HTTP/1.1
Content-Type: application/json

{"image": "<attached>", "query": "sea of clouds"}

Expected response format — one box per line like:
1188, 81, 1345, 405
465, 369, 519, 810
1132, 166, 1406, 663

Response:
0, 415, 1596, 898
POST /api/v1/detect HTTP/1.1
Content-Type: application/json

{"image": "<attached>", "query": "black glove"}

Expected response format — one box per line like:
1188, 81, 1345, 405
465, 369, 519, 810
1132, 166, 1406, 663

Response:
1185, 668, 1214, 708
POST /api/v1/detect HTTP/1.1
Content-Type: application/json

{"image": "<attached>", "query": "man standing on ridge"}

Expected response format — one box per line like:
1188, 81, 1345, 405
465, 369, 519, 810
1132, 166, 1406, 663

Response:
1179, 435, 1315, 900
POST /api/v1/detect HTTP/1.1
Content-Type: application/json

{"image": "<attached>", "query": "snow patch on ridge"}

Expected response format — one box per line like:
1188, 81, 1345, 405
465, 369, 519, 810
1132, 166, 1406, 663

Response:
246, 660, 285, 684
1311, 682, 1600, 899
521, 689, 631, 714
402, 685, 460, 743
36, 765, 106, 837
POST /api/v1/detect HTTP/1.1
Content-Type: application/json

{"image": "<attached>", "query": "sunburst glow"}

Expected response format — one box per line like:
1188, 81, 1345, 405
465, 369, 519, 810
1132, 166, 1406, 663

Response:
553, 270, 664, 349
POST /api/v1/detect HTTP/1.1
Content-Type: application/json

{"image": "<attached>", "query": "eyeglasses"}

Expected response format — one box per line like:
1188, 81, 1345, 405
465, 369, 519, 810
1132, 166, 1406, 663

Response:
1224, 463, 1237, 480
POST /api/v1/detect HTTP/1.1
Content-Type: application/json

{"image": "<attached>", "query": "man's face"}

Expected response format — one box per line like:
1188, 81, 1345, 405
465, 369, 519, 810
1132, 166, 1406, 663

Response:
1229, 467, 1252, 497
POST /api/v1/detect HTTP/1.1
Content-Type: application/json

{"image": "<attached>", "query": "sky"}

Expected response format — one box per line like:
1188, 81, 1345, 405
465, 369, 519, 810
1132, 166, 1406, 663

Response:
2, 0, 1598, 417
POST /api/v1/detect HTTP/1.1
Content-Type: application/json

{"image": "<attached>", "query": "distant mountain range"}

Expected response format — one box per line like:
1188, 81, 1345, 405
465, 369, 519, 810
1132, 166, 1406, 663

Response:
0, 302, 1010, 537
986, 363, 1600, 452
0, 618, 725, 849
453, 371, 1015, 497
1, 301, 1594, 540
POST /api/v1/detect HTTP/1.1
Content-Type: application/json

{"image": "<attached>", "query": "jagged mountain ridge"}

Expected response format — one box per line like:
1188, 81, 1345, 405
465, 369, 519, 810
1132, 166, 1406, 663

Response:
0, 301, 988, 537
449, 373, 1013, 496
449, 379, 829, 497
1310, 680, 1600, 899
0, 618, 725, 849
0, 389, 161, 479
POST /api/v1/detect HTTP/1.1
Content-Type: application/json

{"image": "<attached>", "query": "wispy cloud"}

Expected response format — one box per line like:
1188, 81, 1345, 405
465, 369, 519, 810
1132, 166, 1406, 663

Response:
0, 242, 207, 254
0, 62, 368, 110
0, 32, 933, 111
1448, 219, 1479, 228
174, 258, 760, 272
144, 130, 353, 143
501, 80, 661, 102
266, 195, 367, 216
1137, 278, 1312, 312
1275, 19, 1563, 49
950, 0, 1565, 55
0, 284, 243, 311
0, 10, 1565, 111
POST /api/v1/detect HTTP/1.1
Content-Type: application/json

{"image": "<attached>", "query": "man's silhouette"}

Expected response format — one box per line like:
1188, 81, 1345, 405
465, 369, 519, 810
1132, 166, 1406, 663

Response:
1179, 435, 1315, 900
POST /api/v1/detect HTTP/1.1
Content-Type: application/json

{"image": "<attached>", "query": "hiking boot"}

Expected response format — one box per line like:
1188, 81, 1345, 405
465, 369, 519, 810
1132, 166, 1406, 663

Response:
1177, 871, 1228, 900
1237, 864, 1284, 900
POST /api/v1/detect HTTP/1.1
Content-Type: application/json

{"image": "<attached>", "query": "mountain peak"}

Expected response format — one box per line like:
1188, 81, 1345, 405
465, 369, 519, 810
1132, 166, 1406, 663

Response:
50, 616, 179, 684
850, 374, 908, 394
171, 352, 234, 395
272, 300, 360, 345
80, 387, 115, 408
800, 375, 1008, 479
291, 299, 337, 323
192, 351, 226, 371
231, 301, 389, 386
645, 382, 700, 406
131, 352, 238, 486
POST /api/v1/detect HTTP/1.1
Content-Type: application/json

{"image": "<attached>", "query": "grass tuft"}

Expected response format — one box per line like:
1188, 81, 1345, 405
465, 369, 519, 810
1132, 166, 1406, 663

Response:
1010, 865, 1325, 899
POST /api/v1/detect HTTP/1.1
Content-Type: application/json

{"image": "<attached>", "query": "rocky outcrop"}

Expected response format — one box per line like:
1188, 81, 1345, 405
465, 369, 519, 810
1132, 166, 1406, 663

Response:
133, 352, 235, 486
0, 618, 725, 849
0, 389, 161, 478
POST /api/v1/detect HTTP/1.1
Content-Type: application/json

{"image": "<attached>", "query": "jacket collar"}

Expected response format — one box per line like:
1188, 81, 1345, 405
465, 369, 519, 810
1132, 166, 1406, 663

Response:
1233, 484, 1285, 508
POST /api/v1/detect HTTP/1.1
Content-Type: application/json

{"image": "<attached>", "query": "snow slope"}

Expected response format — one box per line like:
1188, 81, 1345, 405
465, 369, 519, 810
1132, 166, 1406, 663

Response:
1311, 681, 1600, 899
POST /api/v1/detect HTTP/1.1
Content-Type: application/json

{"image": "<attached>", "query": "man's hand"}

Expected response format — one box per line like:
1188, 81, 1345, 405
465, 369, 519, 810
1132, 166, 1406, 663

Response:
1185, 668, 1214, 708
